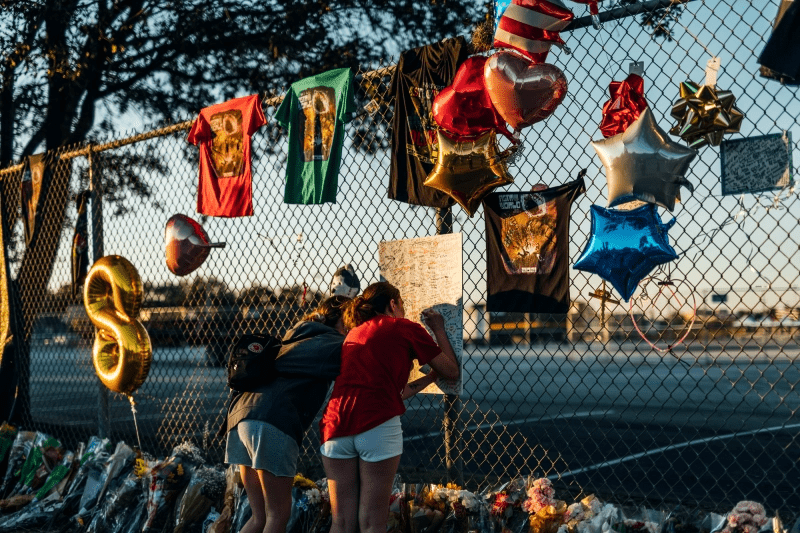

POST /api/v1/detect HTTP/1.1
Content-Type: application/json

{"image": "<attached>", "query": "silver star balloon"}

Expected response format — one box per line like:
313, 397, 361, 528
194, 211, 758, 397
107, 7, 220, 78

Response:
592, 107, 697, 212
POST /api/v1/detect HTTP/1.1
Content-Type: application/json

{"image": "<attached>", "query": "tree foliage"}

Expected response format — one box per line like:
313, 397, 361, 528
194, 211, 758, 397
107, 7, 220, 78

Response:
0, 0, 481, 163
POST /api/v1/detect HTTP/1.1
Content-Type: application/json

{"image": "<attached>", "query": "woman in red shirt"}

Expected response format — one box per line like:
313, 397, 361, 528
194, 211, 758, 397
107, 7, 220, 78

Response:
319, 281, 460, 533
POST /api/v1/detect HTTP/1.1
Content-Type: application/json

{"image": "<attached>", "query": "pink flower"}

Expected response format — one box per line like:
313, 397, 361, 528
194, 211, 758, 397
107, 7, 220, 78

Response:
523, 478, 556, 514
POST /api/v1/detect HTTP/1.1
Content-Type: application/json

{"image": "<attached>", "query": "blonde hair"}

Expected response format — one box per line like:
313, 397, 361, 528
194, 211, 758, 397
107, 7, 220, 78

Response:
304, 295, 351, 328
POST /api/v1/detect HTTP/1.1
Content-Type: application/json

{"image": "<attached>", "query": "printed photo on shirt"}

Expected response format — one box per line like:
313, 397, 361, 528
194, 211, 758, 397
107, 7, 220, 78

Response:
406, 83, 442, 164
298, 86, 336, 162
209, 109, 245, 177
498, 192, 557, 276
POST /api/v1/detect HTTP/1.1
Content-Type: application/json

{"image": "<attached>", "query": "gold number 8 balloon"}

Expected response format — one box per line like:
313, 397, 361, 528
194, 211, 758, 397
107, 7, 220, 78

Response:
83, 255, 152, 396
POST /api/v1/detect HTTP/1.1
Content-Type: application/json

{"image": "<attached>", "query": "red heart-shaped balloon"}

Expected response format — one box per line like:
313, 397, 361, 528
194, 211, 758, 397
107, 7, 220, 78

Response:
484, 51, 568, 130
433, 56, 513, 141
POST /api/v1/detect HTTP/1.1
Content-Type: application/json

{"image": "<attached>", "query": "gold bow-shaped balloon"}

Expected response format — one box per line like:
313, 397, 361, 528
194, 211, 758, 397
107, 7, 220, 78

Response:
84, 255, 152, 396
669, 81, 744, 148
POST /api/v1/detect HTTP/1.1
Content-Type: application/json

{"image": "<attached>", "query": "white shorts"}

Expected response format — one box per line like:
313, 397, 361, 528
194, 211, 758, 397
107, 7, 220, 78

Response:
320, 416, 403, 462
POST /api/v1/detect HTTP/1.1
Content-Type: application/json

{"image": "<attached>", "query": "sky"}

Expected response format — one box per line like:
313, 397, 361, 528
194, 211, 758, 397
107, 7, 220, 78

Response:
37, 0, 800, 320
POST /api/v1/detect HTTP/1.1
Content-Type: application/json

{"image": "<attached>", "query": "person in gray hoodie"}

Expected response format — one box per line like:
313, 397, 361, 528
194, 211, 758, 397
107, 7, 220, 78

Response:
225, 295, 350, 533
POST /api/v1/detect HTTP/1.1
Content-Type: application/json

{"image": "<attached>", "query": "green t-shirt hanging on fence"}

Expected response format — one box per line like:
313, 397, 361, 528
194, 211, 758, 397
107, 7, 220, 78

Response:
275, 68, 355, 204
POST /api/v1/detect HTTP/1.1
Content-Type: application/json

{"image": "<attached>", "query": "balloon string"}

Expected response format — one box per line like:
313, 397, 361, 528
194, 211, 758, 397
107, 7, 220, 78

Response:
629, 278, 695, 363
661, 8, 714, 58
597, 3, 641, 74
128, 395, 143, 451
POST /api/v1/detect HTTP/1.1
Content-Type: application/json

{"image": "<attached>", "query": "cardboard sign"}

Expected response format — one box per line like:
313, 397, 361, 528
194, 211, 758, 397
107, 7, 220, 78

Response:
720, 133, 793, 195
379, 233, 463, 395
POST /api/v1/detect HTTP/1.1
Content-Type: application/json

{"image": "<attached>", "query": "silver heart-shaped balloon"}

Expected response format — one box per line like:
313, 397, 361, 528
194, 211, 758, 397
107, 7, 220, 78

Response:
165, 214, 225, 276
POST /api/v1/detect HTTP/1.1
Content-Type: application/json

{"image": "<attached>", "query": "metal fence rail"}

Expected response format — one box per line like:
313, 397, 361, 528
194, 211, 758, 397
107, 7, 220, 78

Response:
2, 0, 799, 522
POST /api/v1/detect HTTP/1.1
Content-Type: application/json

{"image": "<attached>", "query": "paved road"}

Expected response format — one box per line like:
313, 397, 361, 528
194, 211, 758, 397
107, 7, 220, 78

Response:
25, 340, 800, 519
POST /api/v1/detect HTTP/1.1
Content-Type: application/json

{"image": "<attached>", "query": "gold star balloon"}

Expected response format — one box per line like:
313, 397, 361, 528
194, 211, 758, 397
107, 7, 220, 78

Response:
424, 130, 514, 217
592, 107, 697, 212
669, 81, 744, 148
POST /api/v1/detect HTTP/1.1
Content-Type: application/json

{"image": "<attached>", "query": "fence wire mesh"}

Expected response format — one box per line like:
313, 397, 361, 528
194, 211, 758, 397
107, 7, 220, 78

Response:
2, 0, 799, 521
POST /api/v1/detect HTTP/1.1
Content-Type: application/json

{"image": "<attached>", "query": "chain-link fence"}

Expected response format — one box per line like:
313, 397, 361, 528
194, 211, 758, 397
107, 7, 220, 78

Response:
1, 0, 798, 521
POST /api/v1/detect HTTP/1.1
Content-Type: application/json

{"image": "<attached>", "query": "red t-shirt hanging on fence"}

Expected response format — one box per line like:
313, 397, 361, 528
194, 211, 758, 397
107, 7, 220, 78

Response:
188, 94, 266, 217
319, 316, 441, 443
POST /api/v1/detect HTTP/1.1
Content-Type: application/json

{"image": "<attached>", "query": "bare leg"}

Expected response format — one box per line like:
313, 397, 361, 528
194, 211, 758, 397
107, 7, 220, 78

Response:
358, 455, 401, 533
239, 465, 266, 533
254, 469, 294, 533
322, 456, 360, 533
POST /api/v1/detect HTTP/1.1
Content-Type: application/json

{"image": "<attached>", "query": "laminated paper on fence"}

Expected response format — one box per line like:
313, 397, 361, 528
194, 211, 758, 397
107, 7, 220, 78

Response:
3, 0, 799, 522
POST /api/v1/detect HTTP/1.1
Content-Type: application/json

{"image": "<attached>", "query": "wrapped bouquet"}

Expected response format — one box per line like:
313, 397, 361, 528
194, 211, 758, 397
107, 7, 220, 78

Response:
433, 483, 483, 533
720, 501, 768, 533
0, 430, 36, 498
522, 478, 566, 533
174, 465, 226, 533
286, 474, 329, 533
489, 478, 529, 533
141, 441, 204, 533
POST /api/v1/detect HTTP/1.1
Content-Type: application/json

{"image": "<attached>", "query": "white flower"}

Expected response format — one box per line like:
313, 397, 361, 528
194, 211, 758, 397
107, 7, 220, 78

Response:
305, 488, 321, 505
459, 491, 480, 511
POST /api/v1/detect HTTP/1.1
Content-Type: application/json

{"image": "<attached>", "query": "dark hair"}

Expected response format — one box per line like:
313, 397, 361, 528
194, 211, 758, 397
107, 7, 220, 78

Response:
343, 282, 400, 330
304, 295, 351, 328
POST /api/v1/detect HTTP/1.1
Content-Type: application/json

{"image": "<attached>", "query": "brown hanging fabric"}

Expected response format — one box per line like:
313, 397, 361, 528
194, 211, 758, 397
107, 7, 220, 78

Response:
20, 153, 50, 246
71, 191, 91, 298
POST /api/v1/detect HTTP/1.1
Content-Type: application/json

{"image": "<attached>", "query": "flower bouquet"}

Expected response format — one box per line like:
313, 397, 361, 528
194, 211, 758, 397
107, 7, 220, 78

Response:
286, 474, 329, 533
488, 478, 529, 533
75, 441, 136, 526
434, 484, 483, 533
661, 506, 717, 533
14, 436, 64, 497
521, 478, 566, 533
141, 441, 204, 533
609, 506, 665, 533
720, 501, 768, 533
0, 430, 36, 498
207, 465, 243, 533
84, 466, 145, 533
388, 476, 415, 533
173, 465, 226, 533
570, 498, 621, 533
410, 484, 447, 533
0, 424, 17, 464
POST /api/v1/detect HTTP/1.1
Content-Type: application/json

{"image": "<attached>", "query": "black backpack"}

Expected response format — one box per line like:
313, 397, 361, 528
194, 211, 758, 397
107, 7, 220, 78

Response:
226, 333, 283, 392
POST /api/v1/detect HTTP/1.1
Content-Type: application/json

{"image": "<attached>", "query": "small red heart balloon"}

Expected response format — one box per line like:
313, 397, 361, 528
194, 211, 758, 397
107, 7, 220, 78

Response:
484, 51, 568, 130
165, 214, 226, 276
433, 56, 514, 142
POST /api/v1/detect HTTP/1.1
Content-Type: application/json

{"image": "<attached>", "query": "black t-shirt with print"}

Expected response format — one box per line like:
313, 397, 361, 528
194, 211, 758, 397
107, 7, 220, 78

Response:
484, 177, 586, 314
389, 36, 468, 208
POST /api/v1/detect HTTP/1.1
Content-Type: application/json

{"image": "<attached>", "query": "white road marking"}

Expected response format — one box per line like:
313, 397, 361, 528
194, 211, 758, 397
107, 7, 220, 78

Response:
404, 410, 613, 442
549, 421, 800, 480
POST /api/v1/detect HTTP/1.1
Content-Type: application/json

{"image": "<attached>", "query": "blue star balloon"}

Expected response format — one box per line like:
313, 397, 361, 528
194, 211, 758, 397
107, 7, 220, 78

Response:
573, 203, 679, 301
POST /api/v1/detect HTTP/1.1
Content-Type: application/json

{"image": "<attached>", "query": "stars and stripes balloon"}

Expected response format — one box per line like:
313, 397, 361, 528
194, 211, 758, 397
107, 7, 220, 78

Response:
494, 0, 574, 63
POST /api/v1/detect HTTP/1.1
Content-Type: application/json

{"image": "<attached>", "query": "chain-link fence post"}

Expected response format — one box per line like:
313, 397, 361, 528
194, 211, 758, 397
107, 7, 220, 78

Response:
437, 206, 464, 486
88, 148, 110, 439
